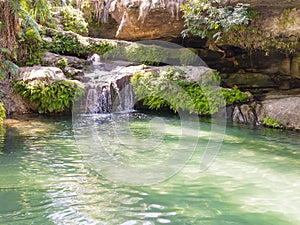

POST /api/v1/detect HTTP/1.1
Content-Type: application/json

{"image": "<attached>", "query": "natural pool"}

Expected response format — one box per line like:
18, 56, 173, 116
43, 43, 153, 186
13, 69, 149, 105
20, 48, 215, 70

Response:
0, 112, 299, 225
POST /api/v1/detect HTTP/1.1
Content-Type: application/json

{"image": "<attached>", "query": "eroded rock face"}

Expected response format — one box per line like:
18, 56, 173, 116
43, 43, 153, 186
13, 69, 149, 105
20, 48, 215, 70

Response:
102, 0, 187, 40
93, 0, 300, 41
0, 78, 31, 115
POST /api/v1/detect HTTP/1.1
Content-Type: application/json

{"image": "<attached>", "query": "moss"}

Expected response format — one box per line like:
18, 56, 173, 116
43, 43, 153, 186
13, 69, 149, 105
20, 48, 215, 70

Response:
179, 48, 198, 66
44, 32, 115, 58
131, 68, 249, 115
14, 80, 84, 114
263, 117, 283, 129
86, 42, 115, 56
104, 44, 168, 66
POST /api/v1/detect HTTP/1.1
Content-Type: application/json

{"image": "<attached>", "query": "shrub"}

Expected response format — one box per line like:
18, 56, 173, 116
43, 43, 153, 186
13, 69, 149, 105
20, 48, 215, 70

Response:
181, 0, 252, 42
14, 80, 84, 114
45, 32, 115, 58
131, 68, 249, 115
61, 6, 88, 36
18, 29, 46, 66
45, 33, 85, 57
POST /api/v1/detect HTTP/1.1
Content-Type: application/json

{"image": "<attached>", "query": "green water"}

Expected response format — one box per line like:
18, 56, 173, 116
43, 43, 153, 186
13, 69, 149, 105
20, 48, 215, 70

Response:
0, 113, 299, 225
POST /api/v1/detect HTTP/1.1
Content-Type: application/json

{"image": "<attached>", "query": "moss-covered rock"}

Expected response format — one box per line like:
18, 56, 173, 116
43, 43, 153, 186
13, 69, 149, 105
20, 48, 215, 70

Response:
15, 66, 84, 114
131, 66, 249, 115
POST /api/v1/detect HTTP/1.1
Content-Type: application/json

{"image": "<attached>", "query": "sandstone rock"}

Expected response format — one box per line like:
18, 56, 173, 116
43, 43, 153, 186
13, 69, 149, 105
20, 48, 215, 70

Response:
224, 73, 277, 89
63, 66, 85, 80
89, 0, 300, 42
18, 66, 66, 83
171, 66, 215, 83
109, 0, 185, 40
42, 52, 86, 69
0, 78, 32, 115
232, 104, 257, 124
258, 95, 300, 130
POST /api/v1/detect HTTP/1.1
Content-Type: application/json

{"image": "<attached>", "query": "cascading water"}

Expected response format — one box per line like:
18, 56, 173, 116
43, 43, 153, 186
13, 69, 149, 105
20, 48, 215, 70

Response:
83, 54, 136, 114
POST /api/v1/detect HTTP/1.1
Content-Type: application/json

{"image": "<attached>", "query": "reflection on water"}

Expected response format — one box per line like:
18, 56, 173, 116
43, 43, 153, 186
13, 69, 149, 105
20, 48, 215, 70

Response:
0, 113, 299, 225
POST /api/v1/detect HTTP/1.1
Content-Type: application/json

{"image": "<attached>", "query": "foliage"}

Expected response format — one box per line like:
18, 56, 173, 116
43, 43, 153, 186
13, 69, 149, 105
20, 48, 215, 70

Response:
18, 29, 46, 66
181, 0, 252, 42
226, 21, 298, 54
127, 45, 168, 66
0, 102, 6, 122
221, 86, 248, 104
0, 48, 19, 77
57, 57, 68, 69
45, 33, 85, 57
20, 0, 54, 27
181, 1, 298, 54
263, 117, 283, 129
86, 42, 115, 56
131, 68, 249, 115
14, 80, 84, 114
45, 32, 114, 58
61, 5, 88, 36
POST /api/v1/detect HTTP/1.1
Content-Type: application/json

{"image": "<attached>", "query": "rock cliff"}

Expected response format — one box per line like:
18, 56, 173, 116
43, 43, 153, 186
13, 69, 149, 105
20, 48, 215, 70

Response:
91, 0, 300, 41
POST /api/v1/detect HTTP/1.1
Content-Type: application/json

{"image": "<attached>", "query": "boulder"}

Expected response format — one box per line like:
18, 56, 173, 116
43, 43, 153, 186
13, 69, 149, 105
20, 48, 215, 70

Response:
42, 52, 86, 69
232, 103, 257, 124
0, 78, 32, 115
258, 93, 300, 130
18, 66, 67, 83
230, 91, 300, 130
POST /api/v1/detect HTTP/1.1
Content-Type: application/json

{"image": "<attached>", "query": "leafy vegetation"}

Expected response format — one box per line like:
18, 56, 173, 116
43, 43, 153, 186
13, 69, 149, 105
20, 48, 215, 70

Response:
61, 5, 88, 36
263, 117, 283, 129
18, 29, 46, 66
0, 47, 19, 78
14, 80, 84, 114
181, 0, 252, 41
0, 102, 6, 122
57, 57, 68, 70
87, 41, 115, 56
45, 32, 115, 58
20, 0, 53, 26
221, 86, 249, 104
131, 68, 248, 115
181, 0, 298, 54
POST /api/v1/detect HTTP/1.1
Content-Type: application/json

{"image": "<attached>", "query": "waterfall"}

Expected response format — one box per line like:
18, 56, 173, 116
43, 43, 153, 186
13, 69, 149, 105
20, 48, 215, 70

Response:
82, 55, 136, 114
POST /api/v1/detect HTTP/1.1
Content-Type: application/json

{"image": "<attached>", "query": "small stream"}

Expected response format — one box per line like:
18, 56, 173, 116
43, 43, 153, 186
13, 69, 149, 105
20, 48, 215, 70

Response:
0, 113, 299, 225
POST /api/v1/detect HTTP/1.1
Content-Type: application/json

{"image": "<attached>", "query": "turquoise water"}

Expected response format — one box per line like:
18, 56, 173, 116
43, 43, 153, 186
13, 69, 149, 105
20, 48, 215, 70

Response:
0, 113, 299, 225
